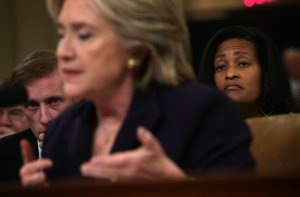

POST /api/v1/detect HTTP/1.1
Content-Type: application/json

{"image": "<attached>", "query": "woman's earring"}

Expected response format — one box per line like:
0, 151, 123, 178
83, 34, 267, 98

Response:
127, 58, 136, 70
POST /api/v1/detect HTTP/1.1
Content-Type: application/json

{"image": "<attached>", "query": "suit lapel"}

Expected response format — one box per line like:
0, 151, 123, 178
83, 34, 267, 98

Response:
72, 102, 97, 164
24, 129, 39, 159
111, 88, 161, 152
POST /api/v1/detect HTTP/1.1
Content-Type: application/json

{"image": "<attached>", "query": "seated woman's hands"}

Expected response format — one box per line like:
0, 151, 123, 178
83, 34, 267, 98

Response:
81, 127, 188, 182
19, 139, 53, 186
20, 127, 188, 186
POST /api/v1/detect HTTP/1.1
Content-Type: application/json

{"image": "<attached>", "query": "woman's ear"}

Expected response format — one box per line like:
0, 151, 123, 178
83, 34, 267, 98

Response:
130, 46, 149, 66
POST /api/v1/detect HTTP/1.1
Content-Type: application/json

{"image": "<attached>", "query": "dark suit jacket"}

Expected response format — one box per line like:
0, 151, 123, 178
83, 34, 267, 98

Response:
43, 83, 255, 178
0, 129, 39, 183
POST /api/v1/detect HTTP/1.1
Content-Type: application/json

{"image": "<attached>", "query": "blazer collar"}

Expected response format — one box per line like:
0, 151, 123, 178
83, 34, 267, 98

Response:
23, 129, 39, 158
111, 88, 161, 152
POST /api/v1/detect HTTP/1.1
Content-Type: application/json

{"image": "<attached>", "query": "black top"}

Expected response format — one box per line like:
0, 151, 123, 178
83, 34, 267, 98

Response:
0, 129, 38, 183
43, 83, 255, 179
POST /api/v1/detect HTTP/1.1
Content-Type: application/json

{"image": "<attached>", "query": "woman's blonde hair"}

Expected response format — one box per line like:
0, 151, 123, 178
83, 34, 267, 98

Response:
47, 0, 196, 89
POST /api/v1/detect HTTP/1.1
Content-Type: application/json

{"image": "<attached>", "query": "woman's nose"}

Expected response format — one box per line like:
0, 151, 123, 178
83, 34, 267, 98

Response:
56, 36, 74, 62
225, 66, 240, 80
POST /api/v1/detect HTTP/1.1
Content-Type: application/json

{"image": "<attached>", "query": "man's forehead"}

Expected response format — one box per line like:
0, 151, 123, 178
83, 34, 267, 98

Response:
26, 95, 65, 103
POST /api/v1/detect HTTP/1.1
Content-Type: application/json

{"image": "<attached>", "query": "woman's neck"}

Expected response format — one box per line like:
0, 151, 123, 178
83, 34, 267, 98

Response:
91, 77, 135, 155
93, 76, 135, 122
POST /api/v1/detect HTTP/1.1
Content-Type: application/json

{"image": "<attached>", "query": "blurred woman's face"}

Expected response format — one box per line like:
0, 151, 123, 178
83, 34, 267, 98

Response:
214, 38, 262, 105
56, 0, 132, 101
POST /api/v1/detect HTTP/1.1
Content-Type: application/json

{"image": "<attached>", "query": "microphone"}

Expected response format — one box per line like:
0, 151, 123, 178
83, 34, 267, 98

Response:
0, 85, 28, 107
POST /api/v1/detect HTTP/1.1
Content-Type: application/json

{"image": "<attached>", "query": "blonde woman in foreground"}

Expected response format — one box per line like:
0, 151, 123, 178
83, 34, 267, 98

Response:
20, 0, 255, 186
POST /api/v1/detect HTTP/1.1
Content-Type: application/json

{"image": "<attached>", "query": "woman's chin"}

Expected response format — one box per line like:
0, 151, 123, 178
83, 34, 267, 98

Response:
227, 95, 242, 104
64, 85, 84, 98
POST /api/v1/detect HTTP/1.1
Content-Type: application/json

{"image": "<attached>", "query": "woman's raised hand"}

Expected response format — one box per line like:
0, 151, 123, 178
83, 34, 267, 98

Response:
19, 139, 53, 186
81, 126, 187, 182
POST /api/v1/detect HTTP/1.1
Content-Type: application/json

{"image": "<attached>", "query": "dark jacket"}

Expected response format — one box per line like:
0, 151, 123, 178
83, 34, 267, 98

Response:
0, 129, 38, 182
43, 83, 255, 178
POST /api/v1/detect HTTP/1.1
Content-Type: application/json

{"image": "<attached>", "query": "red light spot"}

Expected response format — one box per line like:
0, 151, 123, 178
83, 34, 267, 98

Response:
256, 0, 266, 5
244, 0, 255, 7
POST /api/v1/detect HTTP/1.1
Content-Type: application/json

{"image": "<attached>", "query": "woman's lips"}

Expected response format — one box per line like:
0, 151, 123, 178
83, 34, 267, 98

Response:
62, 69, 82, 81
224, 84, 243, 91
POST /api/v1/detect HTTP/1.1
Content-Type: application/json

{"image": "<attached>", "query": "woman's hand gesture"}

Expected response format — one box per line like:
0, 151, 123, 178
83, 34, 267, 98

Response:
81, 127, 187, 182
19, 139, 53, 187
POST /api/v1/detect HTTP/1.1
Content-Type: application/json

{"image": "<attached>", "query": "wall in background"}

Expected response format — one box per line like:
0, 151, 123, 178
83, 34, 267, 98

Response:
0, 0, 56, 82
189, 3, 300, 73
185, 0, 243, 20
0, 0, 14, 81
1, 0, 300, 81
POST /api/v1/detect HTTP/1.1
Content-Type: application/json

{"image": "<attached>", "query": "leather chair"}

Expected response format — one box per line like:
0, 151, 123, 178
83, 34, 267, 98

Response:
246, 113, 300, 175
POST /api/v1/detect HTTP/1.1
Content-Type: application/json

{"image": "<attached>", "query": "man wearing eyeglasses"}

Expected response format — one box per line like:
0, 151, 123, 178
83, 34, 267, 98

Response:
0, 79, 30, 139
0, 105, 30, 138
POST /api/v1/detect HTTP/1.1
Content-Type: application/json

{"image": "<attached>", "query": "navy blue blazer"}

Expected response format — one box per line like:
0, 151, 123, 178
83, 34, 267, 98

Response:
43, 83, 255, 178
0, 129, 38, 183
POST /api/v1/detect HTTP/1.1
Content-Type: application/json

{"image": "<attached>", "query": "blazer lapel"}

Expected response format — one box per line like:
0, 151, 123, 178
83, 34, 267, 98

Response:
111, 89, 161, 152
24, 129, 39, 159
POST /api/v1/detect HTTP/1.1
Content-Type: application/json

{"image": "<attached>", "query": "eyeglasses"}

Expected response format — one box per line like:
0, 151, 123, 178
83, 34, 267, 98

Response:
0, 107, 26, 121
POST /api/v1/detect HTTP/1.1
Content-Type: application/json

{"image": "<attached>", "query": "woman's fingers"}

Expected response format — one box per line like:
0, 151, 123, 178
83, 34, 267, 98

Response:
20, 169, 47, 187
19, 139, 53, 187
20, 139, 36, 163
19, 159, 53, 186
137, 126, 161, 151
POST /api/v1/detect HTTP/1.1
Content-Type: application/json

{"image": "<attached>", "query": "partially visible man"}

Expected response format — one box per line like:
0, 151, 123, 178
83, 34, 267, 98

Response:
0, 80, 30, 138
283, 47, 300, 112
0, 50, 75, 182
0, 106, 29, 138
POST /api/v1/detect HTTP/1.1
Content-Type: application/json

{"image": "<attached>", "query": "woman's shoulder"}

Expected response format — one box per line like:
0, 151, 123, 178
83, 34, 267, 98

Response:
58, 99, 93, 117
48, 100, 96, 129
153, 82, 237, 117
160, 82, 230, 103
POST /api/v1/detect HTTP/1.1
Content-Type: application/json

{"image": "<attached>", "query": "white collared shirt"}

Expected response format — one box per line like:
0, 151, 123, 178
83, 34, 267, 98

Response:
37, 140, 42, 159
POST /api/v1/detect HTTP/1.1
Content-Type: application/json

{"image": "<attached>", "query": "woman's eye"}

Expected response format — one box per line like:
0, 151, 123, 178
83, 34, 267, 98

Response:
238, 62, 249, 67
215, 64, 226, 72
57, 30, 64, 39
78, 33, 92, 40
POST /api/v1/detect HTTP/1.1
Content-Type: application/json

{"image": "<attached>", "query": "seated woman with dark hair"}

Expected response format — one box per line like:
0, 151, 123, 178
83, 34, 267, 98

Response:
198, 25, 294, 118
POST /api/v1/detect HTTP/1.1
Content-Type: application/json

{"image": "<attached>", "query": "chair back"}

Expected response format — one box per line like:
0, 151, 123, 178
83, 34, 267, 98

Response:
246, 113, 300, 174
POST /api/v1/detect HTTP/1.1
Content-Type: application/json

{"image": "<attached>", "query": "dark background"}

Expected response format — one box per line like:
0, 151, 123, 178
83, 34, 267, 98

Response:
188, 4, 300, 73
